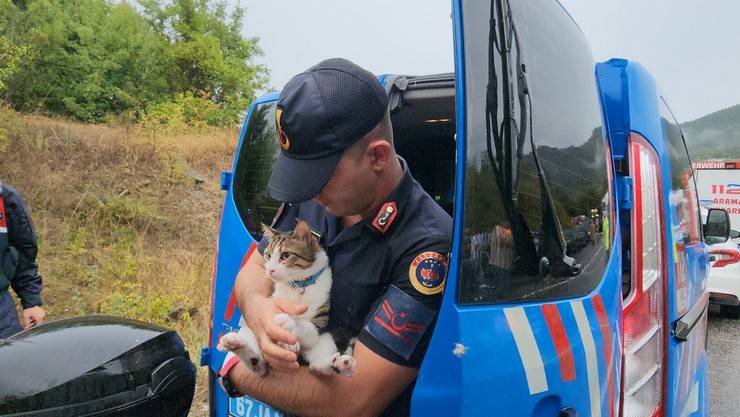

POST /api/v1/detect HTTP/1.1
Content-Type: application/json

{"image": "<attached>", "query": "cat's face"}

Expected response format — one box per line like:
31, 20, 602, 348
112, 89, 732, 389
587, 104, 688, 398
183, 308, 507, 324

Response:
262, 221, 327, 283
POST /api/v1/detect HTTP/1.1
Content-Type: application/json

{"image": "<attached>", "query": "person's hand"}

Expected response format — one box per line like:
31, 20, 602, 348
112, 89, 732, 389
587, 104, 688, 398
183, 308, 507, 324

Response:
245, 295, 307, 371
22, 306, 45, 329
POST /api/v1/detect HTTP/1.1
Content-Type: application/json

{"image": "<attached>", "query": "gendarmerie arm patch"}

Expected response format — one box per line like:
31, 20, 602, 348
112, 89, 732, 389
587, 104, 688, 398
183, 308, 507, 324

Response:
409, 251, 448, 295
364, 286, 434, 360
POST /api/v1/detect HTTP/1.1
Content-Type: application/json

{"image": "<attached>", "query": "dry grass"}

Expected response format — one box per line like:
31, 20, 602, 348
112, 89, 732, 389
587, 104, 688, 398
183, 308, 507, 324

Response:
0, 107, 236, 416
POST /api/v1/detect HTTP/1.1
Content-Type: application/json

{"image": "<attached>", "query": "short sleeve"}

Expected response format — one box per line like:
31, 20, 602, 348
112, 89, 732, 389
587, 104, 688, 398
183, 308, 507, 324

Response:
358, 236, 450, 367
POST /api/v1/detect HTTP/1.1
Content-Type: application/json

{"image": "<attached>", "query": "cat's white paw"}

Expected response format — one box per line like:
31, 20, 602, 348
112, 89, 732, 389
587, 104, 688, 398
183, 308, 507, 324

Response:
308, 354, 335, 376
309, 363, 335, 376
217, 333, 267, 376
217, 332, 244, 352
330, 352, 357, 377
274, 313, 297, 332
278, 340, 301, 353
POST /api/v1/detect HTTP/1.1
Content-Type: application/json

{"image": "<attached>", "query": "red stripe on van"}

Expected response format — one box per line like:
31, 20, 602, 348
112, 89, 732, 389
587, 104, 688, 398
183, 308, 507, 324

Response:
224, 243, 258, 321
541, 303, 576, 382
592, 294, 615, 417
241, 243, 258, 268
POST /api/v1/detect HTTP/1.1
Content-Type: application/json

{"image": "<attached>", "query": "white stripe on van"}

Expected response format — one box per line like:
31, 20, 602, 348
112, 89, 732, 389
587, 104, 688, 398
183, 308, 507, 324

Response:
571, 300, 602, 417
504, 307, 548, 395
0, 227, 6, 233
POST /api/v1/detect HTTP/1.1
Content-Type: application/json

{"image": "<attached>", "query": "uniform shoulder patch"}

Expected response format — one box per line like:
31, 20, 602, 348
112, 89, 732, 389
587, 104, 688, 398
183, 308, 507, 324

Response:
371, 202, 398, 234
364, 286, 435, 360
408, 251, 448, 295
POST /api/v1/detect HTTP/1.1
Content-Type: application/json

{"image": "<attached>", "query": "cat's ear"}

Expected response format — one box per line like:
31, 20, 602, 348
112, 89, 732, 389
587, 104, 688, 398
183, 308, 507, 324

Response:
261, 223, 277, 239
293, 220, 315, 245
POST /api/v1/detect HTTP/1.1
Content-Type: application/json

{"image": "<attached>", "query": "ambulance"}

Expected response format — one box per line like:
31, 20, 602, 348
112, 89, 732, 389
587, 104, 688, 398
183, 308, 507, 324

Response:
693, 160, 740, 234
694, 162, 740, 318
201, 0, 731, 416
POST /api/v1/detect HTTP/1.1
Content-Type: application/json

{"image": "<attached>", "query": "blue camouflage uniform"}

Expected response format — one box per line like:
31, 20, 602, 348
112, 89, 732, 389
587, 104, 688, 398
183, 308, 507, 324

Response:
260, 158, 452, 417
0, 182, 43, 338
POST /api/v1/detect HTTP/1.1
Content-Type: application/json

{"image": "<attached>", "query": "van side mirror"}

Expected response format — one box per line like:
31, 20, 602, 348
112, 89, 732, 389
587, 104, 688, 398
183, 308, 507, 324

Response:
704, 208, 731, 244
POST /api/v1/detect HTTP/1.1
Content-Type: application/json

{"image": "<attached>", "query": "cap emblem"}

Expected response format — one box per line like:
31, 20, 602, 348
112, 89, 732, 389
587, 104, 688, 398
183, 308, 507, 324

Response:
275, 108, 291, 151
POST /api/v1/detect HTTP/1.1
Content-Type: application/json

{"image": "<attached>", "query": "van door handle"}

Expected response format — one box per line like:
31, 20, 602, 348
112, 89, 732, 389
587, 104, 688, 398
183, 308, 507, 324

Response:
559, 407, 577, 417
674, 295, 709, 341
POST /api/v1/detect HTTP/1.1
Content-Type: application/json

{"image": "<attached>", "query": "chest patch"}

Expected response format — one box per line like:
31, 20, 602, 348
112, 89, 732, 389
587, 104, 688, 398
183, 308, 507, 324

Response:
364, 285, 434, 360
409, 251, 448, 295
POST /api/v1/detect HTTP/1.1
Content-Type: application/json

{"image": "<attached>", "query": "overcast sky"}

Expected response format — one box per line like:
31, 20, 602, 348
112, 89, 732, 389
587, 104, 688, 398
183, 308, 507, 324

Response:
237, 0, 740, 122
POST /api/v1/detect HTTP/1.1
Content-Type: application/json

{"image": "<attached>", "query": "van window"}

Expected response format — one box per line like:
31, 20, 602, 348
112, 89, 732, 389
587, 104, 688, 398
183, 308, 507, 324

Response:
661, 98, 701, 245
232, 102, 281, 239
458, 0, 614, 303
232, 97, 458, 240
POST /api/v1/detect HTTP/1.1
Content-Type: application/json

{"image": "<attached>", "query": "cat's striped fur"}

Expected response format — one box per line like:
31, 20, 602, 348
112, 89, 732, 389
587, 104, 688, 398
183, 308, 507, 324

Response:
217, 220, 356, 377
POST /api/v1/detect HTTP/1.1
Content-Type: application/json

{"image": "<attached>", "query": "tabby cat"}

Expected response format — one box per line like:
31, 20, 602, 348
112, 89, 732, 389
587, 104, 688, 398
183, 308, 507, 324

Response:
217, 220, 356, 376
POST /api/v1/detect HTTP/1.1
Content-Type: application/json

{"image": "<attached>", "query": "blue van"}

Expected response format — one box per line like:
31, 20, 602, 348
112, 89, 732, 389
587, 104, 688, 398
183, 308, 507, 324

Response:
202, 0, 728, 415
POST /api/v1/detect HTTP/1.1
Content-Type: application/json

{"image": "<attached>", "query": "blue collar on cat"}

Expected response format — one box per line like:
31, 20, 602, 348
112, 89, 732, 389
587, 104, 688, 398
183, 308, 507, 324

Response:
290, 267, 326, 290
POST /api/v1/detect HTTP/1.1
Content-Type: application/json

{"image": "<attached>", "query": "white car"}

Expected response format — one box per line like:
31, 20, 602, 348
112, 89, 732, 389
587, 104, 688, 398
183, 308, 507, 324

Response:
701, 207, 740, 318
706, 231, 740, 319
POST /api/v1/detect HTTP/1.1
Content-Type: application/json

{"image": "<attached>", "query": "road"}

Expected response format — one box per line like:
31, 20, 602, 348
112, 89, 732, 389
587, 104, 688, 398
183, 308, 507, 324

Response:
708, 305, 740, 417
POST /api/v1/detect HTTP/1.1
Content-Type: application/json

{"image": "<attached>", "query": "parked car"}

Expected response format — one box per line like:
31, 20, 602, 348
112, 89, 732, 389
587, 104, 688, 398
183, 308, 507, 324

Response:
703, 207, 740, 318
565, 222, 591, 254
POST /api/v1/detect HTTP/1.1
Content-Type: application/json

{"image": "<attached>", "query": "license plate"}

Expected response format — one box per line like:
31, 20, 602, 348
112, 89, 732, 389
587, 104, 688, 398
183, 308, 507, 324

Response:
229, 396, 284, 417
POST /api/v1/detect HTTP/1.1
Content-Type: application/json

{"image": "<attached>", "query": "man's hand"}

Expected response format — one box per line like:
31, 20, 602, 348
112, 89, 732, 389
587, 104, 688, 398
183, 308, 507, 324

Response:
245, 295, 308, 370
22, 306, 45, 329
233, 248, 308, 370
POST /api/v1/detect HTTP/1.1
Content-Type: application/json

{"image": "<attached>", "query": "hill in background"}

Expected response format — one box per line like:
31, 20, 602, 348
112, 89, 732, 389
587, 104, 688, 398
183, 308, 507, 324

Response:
682, 104, 740, 161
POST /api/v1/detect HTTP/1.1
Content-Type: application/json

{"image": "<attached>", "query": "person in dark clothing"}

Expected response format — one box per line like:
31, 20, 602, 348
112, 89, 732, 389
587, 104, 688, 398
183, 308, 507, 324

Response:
0, 182, 45, 339
218, 59, 452, 417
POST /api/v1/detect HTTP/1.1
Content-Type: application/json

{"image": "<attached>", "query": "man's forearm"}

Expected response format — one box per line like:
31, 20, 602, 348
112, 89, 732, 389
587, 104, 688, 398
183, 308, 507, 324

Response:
10, 270, 42, 308
230, 363, 369, 417
234, 252, 273, 319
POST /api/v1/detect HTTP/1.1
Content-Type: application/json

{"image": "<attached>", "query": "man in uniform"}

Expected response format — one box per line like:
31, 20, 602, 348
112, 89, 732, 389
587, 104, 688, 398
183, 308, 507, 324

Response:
218, 58, 452, 417
0, 182, 45, 338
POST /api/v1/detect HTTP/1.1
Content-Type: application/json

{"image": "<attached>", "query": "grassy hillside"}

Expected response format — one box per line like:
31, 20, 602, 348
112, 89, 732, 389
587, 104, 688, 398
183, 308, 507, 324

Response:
0, 107, 236, 416
682, 104, 740, 161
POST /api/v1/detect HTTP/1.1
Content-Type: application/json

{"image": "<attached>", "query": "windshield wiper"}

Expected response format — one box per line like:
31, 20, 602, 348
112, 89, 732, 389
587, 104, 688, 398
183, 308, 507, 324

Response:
485, 0, 579, 278
485, 0, 538, 276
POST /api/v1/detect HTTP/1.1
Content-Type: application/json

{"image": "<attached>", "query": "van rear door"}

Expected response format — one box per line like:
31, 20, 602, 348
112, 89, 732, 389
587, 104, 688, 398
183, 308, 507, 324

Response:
412, 1, 622, 416
204, 94, 288, 417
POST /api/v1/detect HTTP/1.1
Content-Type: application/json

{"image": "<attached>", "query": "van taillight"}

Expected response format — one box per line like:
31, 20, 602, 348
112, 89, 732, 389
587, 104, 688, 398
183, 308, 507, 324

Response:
710, 249, 740, 268
622, 134, 666, 417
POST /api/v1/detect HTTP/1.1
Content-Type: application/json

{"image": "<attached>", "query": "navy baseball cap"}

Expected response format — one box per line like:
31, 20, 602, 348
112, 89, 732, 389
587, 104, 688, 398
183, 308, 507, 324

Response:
267, 58, 389, 203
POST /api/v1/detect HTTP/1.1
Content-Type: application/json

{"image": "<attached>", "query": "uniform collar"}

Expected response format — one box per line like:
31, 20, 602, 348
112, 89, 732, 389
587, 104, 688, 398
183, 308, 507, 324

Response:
363, 156, 414, 237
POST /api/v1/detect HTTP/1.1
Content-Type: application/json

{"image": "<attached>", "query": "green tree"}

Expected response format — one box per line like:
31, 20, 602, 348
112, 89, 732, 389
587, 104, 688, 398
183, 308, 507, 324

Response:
0, 0, 267, 124
140, 0, 268, 123
0, 34, 25, 94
